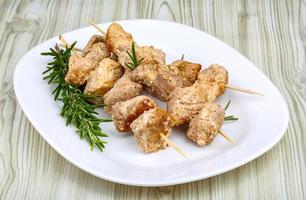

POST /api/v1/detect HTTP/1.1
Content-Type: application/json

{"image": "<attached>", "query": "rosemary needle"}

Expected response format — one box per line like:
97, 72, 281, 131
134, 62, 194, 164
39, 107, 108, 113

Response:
223, 100, 239, 122
41, 43, 112, 151
125, 42, 144, 70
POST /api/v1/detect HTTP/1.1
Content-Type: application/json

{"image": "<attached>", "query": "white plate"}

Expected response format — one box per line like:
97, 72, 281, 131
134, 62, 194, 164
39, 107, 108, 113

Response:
14, 19, 289, 186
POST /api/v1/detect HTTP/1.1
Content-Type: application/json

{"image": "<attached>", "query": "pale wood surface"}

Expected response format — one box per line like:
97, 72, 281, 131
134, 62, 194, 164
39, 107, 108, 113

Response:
0, 0, 305, 199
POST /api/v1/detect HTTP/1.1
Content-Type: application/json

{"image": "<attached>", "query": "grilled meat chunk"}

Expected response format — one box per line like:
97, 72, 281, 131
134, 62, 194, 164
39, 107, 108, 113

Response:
136, 46, 165, 65
103, 72, 143, 113
84, 58, 124, 103
167, 82, 221, 126
130, 107, 172, 153
105, 23, 134, 55
105, 23, 165, 69
131, 63, 183, 101
187, 103, 225, 146
197, 64, 228, 93
112, 96, 156, 132
169, 60, 201, 87
65, 35, 110, 85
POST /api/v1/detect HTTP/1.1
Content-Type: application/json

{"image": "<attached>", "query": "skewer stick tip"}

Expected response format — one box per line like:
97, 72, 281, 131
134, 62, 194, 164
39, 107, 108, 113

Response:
225, 85, 263, 96
218, 130, 235, 144
88, 19, 106, 35
160, 133, 187, 158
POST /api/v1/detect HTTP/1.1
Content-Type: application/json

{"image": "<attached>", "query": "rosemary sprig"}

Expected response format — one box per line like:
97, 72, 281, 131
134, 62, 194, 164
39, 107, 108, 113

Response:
41, 43, 111, 151
223, 100, 239, 122
125, 42, 144, 70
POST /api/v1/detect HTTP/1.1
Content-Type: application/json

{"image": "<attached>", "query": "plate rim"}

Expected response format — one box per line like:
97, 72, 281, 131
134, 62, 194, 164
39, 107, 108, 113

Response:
13, 19, 289, 186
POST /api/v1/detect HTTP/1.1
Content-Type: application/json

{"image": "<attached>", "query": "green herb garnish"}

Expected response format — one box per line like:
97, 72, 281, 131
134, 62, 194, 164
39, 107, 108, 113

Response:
223, 100, 239, 122
125, 42, 144, 70
181, 54, 184, 60
41, 43, 111, 151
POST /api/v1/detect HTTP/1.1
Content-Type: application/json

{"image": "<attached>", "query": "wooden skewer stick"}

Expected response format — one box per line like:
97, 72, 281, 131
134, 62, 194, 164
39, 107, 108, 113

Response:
160, 133, 187, 158
225, 84, 263, 96
58, 43, 83, 52
218, 130, 235, 144
88, 19, 106, 35
59, 35, 81, 56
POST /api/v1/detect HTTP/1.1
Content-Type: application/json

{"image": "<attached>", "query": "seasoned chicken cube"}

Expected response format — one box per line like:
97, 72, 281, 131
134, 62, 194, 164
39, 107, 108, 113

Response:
131, 64, 183, 101
112, 96, 156, 132
65, 35, 110, 85
84, 58, 124, 103
130, 107, 172, 153
197, 64, 228, 93
167, 82, 221, 126
103, 72, 143, 113
105, 23, 134, 55
187, 103, 225, 146
65, 55, 95, 85
168, 60, 201, 87
118, 45, 166, 70
105, 23, 166, 70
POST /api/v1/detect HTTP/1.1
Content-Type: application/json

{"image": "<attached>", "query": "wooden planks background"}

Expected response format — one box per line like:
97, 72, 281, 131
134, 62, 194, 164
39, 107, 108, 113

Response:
0, 0, 305, 199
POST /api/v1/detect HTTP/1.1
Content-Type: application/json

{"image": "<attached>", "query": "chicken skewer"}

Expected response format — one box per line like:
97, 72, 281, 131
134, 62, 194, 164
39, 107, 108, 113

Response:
89, 20, 262, 96
91, 23, 237, 145
59, 36, 186, 157
60, 35, 111, 85
167, 82, 235, 143
187, 102, 235, 146
198, 64, 263, 96
111, 96, 187, 157
60, 29, 186, 156
59, 35, 123, 104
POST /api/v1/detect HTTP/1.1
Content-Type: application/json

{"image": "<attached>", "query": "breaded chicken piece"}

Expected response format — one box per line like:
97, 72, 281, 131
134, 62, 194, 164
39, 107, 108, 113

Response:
103, 72, 143, 113
167, 82, 221, 126
130, 107, 172, 153
131, 63, 183, 101
187, 103, 225, 146
168, 60, 201, 87
112, 96, 156, 132
84, 58, 124, 103
105, 23, 134, 55
197, 64, 228, 93
65, 35, 110, 85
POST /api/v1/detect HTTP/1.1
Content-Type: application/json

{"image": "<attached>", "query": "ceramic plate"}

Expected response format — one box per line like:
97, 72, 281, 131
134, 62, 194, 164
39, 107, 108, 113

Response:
14, 20, 289, 186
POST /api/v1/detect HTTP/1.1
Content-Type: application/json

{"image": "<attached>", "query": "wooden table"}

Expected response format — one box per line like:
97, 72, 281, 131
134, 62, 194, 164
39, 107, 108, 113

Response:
0, 0, 305, 199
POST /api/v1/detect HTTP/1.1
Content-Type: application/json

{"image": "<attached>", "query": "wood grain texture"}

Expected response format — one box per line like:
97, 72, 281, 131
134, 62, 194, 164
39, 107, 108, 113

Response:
0, 0, 305, 199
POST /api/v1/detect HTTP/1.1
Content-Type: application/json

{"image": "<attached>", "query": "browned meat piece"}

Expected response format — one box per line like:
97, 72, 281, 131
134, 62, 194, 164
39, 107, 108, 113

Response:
197, 64, 228, 93
187, 102, 225, 146
105, 23, 165, 69
167, 82, 221, 126
168, 60, 201, 87
136, 46, 165, 65
65, 35, 110, 85
112, 96, 156, 132
130, 107, 172, 153
105, 23, 134, 55
103, 72, 143, 113
84, 58, 124, 103
131, 64, 183, 101
118, 44, 166, 70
